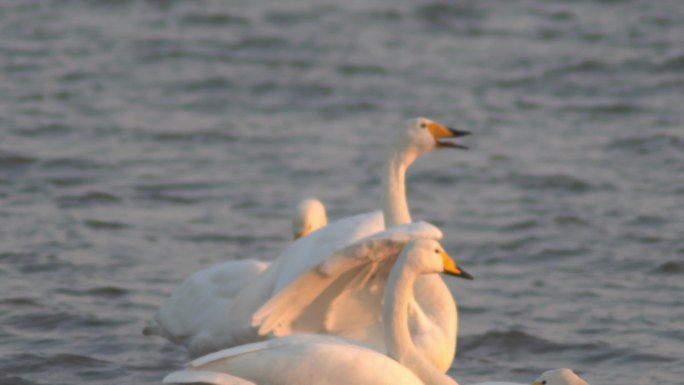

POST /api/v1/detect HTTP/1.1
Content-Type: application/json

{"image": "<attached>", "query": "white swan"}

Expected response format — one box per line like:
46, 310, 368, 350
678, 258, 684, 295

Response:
475, 369, 590, 385
163, 237, 473, 385
143, 198, 327, 356
243, 117, 470, 371
292, 198, 328, 239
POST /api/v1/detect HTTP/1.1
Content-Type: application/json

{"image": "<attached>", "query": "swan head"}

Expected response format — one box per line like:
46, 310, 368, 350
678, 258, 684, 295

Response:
532, 369, 589, 385
395, 117, 470, 158
404, 239, 473, 280
292, 198, 328, 239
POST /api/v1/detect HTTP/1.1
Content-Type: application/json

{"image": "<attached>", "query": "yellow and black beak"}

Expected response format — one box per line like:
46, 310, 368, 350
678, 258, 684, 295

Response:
426, 121, 471, 150
439, 250, 474, 280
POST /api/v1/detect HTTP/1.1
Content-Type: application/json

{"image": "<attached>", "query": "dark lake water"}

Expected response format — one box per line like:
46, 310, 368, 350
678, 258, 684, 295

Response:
1, 0, 683, 384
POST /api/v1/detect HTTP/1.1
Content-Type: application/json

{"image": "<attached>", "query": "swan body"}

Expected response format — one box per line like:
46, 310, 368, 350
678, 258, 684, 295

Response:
144, 199, 327, 357
164, 238, 472, 385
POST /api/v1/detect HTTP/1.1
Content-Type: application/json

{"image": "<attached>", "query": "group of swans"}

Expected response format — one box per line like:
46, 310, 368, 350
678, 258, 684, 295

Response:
146, 118, 591, 385
164, 237, 588, 385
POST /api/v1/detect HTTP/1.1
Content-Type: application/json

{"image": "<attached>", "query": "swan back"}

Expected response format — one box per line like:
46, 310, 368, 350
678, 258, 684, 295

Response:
165, 335, 424, 385
533, 369, 589, 385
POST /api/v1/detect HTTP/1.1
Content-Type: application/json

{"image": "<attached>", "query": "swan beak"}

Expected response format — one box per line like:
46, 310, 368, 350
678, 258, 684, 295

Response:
427, 121, 471, 150
440, 250, 474, 280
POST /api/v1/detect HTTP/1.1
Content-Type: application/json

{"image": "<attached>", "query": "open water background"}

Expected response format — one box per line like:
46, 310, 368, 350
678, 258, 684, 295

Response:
1, 0, 683, 384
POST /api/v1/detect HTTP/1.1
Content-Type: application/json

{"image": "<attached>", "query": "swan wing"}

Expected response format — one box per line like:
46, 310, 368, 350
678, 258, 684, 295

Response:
272, 211, 385, 293
252, 222, 442, 341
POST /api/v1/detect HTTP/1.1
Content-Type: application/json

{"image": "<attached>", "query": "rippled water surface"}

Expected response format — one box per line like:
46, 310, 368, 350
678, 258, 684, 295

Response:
1, 1, 683, 384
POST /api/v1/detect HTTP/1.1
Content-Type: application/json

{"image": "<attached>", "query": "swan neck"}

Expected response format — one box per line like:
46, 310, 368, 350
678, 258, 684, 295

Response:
382, 149, 414, 226
384, 253, 459, 385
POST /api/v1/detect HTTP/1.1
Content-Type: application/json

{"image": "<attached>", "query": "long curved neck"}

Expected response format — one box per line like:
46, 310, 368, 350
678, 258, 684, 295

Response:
384, 253, 459, 385
381, 146, 417, 226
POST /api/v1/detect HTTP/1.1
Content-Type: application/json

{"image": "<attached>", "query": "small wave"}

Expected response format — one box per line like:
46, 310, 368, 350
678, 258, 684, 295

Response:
511, 173, 595, 194
181, 12, 249, 26
0, 372, 37, 385
12, 123, 73, 138
606, 133, 684, 155
0, 152, 36, 170
265, 7, 335, 25
316, 100, 380, 117
57, 191, 121, 208
500, 219, 540, 232
176, 233, 280, 244
336, 63, 386, 76
553, 215, 593, 228
460, 330, 571, 354
659, 51, 684, 70
146, 129, 237, 144
549, 59, 610, 74
563, 101, 646, 115
414, 2, 485, 22
235, 35, 289, 50
40, 157, 110, 171
0, 353, 109, 372
163, 76, 236, 93
6, 311, 120, 332
86, 286, 130, 298
652, 261, 684, 275
0, 297, 41, 307
83, 219, 129, 231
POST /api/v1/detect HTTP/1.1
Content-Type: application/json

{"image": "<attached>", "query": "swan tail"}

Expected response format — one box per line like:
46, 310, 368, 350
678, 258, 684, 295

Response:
163, 370, 255, 385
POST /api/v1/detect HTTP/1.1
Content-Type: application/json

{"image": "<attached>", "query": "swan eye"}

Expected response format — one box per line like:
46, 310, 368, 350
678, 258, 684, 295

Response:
421, 123, 427, 128
541, 381, 546, 385
434, 249, 439, 253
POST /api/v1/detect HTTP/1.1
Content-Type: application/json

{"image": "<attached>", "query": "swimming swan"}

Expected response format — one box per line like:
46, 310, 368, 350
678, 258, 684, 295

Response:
143, 198, 327, 355
248, 117, 470, 371
163, 237, 473, 385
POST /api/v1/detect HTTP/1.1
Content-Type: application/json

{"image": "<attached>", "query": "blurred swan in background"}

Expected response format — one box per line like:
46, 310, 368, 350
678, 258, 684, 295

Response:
143, 198, 327, 349
163, 238, 473, 385
292, 198, 328, 239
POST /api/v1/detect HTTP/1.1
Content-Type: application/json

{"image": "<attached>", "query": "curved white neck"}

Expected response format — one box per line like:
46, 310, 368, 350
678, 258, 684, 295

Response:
381, 147, 417, 226
384, 253, 459, 385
